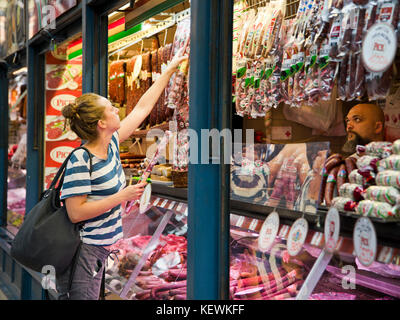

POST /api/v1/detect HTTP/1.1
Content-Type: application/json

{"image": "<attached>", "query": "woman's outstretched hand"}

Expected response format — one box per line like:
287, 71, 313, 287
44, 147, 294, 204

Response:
167, 47, 189, 73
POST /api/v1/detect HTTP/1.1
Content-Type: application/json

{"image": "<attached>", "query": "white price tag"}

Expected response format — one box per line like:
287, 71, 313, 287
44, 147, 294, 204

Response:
353, 217, 377, 267
324, 208, 340, 253
258, 211, 280, 252
287, 218, 309, 257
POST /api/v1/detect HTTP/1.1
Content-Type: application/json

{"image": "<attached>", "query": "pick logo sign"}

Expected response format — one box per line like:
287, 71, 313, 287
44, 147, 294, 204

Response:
362, 22, 397, 73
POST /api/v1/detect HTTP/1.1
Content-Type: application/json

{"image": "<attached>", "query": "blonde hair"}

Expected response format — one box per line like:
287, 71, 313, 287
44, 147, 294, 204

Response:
62, 93, 105, 142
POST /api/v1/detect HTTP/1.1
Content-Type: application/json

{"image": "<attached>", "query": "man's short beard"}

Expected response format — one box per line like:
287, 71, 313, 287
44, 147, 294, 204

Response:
342, 132, 370, 154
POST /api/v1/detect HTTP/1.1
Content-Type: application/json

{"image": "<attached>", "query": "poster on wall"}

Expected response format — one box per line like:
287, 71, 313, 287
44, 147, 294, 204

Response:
28, 0, 77, 39
230, 142, 330, 214
44, 44, 82, 189
5, 0, 25, 56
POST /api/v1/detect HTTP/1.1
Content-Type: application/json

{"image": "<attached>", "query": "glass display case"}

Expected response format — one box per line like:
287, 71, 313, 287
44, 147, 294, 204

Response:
105, 194, 188, 300
104, 187, 400, 300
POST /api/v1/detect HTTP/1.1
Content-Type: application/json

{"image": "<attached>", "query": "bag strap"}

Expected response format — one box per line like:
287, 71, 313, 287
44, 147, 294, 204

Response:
48, 146, 93, 191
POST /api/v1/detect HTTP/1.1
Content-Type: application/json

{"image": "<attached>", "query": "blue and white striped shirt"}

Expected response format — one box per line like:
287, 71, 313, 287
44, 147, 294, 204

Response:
60, 132, 126, 246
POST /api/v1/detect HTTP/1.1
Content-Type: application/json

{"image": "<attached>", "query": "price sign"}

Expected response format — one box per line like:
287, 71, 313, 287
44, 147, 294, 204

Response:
353, 217, 377, 267
287, 218, 309, 256
324, 208, 340, 253
258, 211, 280, 252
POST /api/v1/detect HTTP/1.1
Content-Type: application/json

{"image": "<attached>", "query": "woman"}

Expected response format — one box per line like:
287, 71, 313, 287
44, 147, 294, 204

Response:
57, 53, 187, 300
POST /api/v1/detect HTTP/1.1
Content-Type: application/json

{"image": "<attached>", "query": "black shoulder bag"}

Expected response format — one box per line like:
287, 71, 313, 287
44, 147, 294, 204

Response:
10, 146, 93, 277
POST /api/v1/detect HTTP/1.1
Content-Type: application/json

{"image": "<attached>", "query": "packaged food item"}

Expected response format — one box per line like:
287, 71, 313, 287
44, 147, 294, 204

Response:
376, 170, 400, 188
332, 196, 358, 211
356, 199, 398, 218
357, 167, 377, 185
339, 182, 365, 201
364, 141, 393, 158
356, 155, 380, 171
349, 169, 366, 185
378, 155, 400, 171
392, 139, 400, 154
364, 185, 400, 205
261, 2, 284, 58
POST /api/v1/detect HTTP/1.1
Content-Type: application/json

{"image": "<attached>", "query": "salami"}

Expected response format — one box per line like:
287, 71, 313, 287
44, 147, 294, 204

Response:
156, 46, 165, 124
109, 60, 126, 105
141, 52, 152, 128
378, 155, 400, 171
356, 199, 397, 218
149, 50, 159, 127
125, 56, 138, 116
345, 157, 357, 173
337, 163, 348, 190
332, 196, 358, 211
364, 185, 400, 205
338, 182, 365, 201
163, 43, 174, 121
324, 153, 343, 173
325, 166, 340, 206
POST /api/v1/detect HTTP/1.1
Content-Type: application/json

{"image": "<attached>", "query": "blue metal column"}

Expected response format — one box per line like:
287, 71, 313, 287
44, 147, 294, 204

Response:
187, 0, 233, 299
82, 0, 109, 95
25, 45, 44, 214
0, 63, 8, 227
23, 44, 46, 300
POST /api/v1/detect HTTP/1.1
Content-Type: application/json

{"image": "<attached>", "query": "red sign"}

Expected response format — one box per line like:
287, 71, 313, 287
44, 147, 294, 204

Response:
44, 44, 82, 189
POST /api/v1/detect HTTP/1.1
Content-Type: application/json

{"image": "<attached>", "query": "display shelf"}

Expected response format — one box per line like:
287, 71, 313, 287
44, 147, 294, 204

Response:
326, 265, 400, 299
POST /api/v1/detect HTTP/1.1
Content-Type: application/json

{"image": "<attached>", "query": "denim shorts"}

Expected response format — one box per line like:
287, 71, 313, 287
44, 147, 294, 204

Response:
56, 243, 110, 300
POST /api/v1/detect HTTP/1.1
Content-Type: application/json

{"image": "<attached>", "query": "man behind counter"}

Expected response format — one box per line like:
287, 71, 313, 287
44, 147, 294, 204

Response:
323, 103, 386, 206
342, 103, 385, 156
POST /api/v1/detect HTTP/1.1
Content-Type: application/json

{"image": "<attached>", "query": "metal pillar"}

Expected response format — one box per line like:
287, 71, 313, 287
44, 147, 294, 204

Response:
0, 62, 8, 227
82, 0, 110, 95
187, 0, 233, 300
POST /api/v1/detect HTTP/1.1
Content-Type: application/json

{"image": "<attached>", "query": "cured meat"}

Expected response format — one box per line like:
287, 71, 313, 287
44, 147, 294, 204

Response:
345, 157, 357, 174
149, 50, 159, 127
125, 56, 139, 116
109, 60, 127, 105
163, 43, 174, 121
337, 163, 348, 191
141, 52, 152, 128
325, 166, 340, 206
324, 154, 343, 173
156, 46, 165, 124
